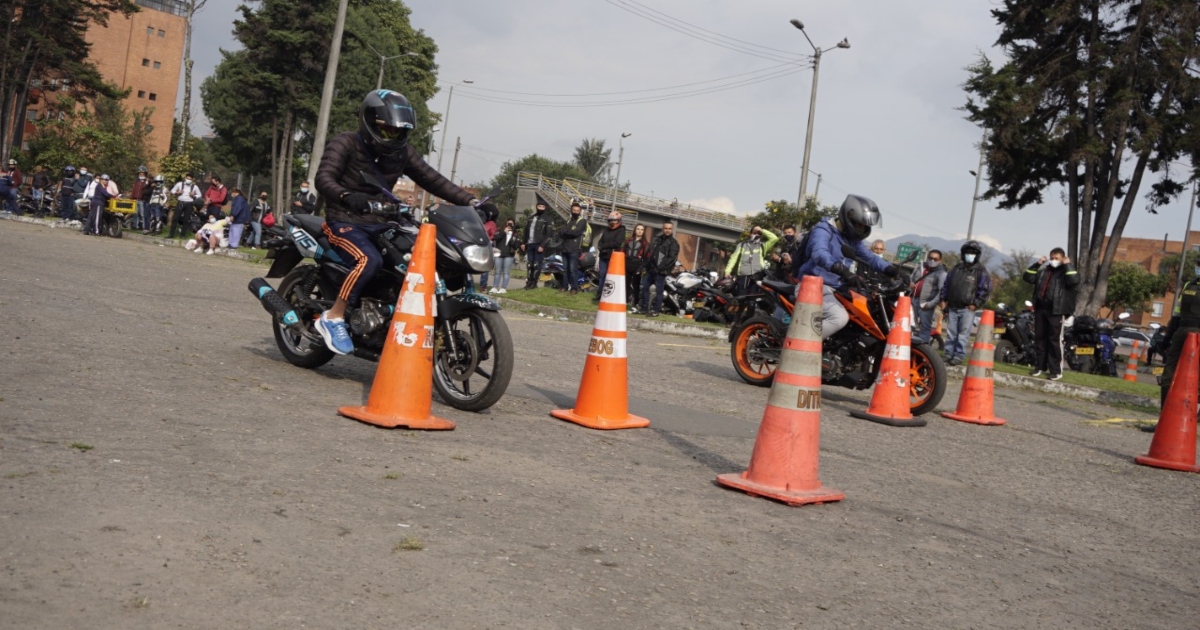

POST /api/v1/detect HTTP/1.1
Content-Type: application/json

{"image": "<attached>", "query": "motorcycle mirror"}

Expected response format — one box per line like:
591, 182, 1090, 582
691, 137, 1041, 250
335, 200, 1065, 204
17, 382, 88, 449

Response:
998, 302, 1007, 311
902, 249, 921, 264
840, 243, 856, 258
1024, 300, 1033, 307
357, 170, 384, 190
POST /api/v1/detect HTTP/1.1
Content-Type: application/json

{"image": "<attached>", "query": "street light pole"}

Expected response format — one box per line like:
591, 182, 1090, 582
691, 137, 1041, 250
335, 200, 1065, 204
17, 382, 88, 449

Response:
790, 19, 849, 208
967, 127, 986, 240
609, 132, 631, 219
358, 40, 421, 91
437, 80, 473, 174
307, 0, 350, 187
1170, 180, 1200, 316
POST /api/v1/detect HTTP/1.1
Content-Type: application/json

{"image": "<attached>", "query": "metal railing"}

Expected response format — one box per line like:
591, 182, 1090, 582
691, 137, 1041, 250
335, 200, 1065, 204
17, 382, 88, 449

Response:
517, 171, 747, 232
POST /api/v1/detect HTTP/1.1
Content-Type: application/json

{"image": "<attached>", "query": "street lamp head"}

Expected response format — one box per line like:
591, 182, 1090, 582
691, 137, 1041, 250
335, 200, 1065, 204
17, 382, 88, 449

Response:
462, 79, 474, 84
969, 170, 978, 177
621, 132, 632, 138
836, 38, 851, 49
790, 19, 804, 30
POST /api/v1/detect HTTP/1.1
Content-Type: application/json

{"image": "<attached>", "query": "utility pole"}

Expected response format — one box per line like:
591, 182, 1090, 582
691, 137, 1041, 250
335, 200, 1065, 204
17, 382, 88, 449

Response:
967, 127, 986, 240
790, 19, 849, 208
449, 137, 461, 185
1170, 181, 1200, 316
813, 173, 823, 204
306, 0, 350, 187
436, 81, 473, 174
609, 132, 631, 218
177, 0, 208, 153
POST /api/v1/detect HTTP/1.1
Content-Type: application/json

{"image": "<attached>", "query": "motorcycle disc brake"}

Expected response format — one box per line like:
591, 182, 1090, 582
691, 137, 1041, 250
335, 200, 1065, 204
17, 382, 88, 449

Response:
436, 328, 480, 382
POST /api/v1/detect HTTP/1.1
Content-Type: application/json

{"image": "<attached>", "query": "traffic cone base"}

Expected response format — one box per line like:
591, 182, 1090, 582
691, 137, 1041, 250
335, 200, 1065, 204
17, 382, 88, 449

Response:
338, 405, 456, 431
851, 408, 928, 427
551, 252, 649, 431
718, 275, 843, 507
1136, 332, 1200, 473
551, 408, 649, 430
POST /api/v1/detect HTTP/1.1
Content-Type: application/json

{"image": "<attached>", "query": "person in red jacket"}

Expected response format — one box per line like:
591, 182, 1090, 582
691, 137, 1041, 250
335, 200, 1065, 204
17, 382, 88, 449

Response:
203, 175, 228, 219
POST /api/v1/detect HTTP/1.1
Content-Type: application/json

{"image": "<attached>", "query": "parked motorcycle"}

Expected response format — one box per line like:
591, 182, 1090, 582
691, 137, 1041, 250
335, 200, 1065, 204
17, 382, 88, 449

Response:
728, 246, 946, 416
690, 273, 739, 325
993, 301, 1037, 366
248, 173, 513, 411
1065, 315, 1118, 376
542, 248, 598, 291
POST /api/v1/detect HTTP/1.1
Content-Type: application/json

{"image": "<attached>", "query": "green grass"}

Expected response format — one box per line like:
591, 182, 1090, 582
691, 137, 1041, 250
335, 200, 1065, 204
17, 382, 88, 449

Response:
394, 536, 424, 552
992, 362, 1159, 398
501, 287, 724, 328
70, 442, 93, 451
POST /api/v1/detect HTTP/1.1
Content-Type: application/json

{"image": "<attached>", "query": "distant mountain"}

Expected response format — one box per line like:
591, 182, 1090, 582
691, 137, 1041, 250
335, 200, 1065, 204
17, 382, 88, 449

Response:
883, 234, 1012, 273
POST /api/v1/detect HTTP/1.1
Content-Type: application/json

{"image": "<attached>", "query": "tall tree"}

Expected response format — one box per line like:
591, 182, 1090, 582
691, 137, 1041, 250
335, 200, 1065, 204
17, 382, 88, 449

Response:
573, 138, 612, 181
964, 0, 1200, 315
176, 0, 208, 152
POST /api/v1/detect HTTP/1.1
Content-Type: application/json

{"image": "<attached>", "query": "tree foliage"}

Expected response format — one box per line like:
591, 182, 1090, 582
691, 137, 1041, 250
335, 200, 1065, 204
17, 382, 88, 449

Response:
573, 138, 612, 181
963, 0, 1200, 315
27, 96, 152, 186
1103, 261, 1169, 313
1156, 249, 1200, 290
747, 198, 837, 237
987, 248, 1039, 309
486, 153, 591, 225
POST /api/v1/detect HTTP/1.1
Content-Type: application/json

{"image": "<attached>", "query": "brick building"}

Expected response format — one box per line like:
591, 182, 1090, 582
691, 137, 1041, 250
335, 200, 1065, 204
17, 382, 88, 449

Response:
23, 0, 186, 160
1108, 232, 1200, 326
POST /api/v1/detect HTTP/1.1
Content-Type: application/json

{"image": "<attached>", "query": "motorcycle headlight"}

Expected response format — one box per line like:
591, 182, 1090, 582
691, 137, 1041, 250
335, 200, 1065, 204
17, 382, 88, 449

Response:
463, 244, 494, 272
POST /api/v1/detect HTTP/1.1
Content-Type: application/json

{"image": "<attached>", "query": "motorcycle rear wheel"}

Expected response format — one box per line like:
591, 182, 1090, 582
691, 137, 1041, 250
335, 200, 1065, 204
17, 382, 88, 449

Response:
433, 309, 514, 411
731, 315, 781, 387
993, 339, 1018, 364
272, 266, 335, 369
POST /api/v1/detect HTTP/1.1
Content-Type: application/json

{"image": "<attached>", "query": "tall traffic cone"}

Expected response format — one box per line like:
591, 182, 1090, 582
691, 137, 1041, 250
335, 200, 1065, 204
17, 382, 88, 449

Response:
717, 275, 844, 506
551, 252, 649, 430
1122, 340, 1141, 383
850, 295, 926, 427
941, 309, 1006, 426
1136, 332, 1200, 473
337, 224, 455, 431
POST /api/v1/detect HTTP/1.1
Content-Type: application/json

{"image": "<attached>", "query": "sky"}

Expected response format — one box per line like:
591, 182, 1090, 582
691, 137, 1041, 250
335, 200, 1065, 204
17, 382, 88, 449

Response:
180, 0, 1196, 255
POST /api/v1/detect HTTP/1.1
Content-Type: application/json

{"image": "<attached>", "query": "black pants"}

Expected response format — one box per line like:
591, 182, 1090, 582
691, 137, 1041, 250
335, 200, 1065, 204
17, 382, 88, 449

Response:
524, 245, 545, 288
1034, 310, 1065, 374
735, 274, 762, 296
169, 201, 195, 238
626, 268, 643, 304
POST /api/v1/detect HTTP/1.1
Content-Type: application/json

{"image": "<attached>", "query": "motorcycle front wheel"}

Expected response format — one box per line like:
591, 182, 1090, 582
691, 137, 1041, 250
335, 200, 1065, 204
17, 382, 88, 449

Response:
731, 315, 782, 387
433, 309, 514, 411
909, 342, 947, 416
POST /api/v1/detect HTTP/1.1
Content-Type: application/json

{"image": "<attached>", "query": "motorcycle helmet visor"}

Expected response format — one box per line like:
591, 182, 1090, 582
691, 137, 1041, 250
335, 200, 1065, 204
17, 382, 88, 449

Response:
374, 120, 411, 143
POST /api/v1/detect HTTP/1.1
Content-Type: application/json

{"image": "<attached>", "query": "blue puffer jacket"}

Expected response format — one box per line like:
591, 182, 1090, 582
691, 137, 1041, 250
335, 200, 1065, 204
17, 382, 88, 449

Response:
796, 219, 891, 289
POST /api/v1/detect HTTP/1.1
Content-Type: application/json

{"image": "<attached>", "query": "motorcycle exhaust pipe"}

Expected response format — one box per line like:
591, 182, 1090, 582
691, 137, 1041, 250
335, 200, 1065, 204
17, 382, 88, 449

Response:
248, 277, 301, 327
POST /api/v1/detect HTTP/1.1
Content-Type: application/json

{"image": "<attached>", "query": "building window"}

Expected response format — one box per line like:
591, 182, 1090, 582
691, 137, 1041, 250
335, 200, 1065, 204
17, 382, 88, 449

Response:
148, 93, 157, 101
158, 30, 166, 37
142, 58, 150, 66
1152, 302, 1164, 317
147, 26, 154, 35
26, 108, 37, 122
153, 61, 161, 70
135, 0, 188, 18
137, 90, 146, 98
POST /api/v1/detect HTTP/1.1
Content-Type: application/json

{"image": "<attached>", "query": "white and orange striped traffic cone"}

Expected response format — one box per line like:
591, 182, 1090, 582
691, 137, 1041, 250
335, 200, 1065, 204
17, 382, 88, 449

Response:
551, 252, 650, 430
1123, 340, 1141, 383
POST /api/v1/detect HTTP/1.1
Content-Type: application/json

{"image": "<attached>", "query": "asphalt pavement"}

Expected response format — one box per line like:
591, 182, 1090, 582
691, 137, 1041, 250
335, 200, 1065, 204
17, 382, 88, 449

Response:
1, 220, 1197, 629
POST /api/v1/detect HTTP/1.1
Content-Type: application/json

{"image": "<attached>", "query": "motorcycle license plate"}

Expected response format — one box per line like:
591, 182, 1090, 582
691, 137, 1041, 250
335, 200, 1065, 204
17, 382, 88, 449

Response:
1152, 367, 1164, 375
993, 327, 1006, 334
1075, 347, 1095, 355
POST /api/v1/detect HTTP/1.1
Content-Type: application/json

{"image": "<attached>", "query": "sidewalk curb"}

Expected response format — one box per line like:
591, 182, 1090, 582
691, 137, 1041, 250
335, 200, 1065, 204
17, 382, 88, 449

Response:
495, 297, 728, 341
0, 213, 259, 262
946, 364, 1158, 409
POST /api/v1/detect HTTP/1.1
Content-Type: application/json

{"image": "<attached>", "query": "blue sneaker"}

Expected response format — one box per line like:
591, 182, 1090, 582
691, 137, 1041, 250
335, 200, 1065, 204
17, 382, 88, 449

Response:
315, 312, 354, 355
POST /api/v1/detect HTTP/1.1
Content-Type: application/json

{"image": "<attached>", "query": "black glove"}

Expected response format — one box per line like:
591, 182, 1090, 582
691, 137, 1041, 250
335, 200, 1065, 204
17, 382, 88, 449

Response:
830, 262, 852, 279
343, 193, 370, 213
476, 201, 499, 223
884, 264, 900, 277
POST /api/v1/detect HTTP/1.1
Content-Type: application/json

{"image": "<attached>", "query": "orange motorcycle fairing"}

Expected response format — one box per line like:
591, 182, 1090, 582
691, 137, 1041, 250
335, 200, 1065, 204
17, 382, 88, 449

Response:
835, 290, 886, 340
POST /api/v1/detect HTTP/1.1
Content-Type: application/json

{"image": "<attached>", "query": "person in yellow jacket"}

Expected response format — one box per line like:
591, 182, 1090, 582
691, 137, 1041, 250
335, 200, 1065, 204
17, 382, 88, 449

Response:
725, 226, 778, 295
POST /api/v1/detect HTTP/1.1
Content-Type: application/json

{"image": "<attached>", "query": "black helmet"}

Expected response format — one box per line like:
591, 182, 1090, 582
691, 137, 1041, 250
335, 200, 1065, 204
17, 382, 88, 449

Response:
359, 89, 416, 156
961, 240, 983, 256
837, 194, 882, 241
64, 165, 76, 173
137, 165, 148, 173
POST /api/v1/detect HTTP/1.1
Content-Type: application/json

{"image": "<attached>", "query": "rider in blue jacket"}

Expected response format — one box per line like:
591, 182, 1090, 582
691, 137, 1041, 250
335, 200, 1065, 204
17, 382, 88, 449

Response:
796, 195, 897, 338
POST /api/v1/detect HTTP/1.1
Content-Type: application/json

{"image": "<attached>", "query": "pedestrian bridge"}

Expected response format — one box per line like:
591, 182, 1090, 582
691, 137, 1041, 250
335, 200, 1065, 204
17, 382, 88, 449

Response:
514, 172, 747, 244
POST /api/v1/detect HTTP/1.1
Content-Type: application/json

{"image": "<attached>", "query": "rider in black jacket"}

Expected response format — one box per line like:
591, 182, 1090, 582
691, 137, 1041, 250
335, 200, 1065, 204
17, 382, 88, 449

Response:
638, 221, 680, 316
592, 211, 627, 302
312, 90, 495, 355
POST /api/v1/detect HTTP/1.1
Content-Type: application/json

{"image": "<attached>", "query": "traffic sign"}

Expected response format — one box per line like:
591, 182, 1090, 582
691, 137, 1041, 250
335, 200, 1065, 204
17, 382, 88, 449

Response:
895, 243, 925, 263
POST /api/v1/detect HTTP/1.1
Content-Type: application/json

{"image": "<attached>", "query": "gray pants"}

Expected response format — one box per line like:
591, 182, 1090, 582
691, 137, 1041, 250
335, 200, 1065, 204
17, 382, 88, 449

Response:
821, 286, 849, 340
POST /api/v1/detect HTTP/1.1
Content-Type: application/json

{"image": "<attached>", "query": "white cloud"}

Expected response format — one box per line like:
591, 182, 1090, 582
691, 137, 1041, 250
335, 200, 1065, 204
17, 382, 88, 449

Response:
683, 196, 742, 216
956, 233, 1004, 252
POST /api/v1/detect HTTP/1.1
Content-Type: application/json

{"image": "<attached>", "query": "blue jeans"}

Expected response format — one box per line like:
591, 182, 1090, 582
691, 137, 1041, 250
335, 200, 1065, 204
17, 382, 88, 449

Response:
250, 221, 262, 246
913, 307, 936, 345
494, 256, 513, 290
641, 269, 667, 313
562, 250, 580, 290
945, 307, 974, 361
4, 189, 18, 214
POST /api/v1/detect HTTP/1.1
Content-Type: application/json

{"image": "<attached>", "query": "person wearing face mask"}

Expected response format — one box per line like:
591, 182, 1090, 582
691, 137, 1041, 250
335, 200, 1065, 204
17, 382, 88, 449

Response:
521, 201, 554, 289
593, 211, 628, 302
169, 173, 202, 239
910, 249, 947, 345
71, 166, 93, 213
130, 166, 150, 229
1023, 247, 1079, 380
725, 225, 778, 296
558, 202, 589, 293
248, 192, 271, 248
490, 220, 518, 294
939, 240, 993, 366
292, 181, 318, 215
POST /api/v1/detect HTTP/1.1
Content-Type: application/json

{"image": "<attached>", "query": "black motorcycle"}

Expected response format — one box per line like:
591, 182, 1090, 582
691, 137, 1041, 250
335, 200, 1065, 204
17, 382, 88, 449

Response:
248, 173, 513, 411
993, 301, 1037, 366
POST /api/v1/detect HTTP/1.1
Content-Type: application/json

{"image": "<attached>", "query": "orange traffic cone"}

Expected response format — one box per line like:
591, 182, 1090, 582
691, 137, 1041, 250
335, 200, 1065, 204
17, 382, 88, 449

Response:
1136, 332, 1200, 473
551, 252, 649, 430
337, 224, 455, 431
941, 309, 1006, 426
851, 295, 926, 427
1122, 340, 1141, 383
717, 275, 844, 506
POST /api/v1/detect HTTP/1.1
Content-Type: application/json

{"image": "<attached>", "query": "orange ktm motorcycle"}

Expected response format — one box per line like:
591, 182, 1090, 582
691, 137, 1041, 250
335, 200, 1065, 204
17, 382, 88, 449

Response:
729, 249, 946, 416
